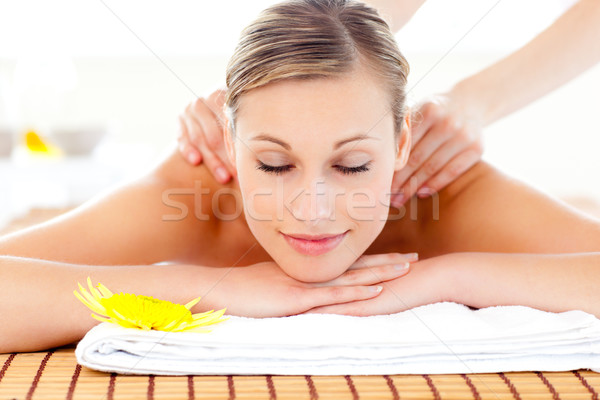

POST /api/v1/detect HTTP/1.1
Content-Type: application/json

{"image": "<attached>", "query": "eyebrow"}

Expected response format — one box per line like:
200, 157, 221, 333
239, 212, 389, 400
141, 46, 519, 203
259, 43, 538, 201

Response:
249, 133, 380, 151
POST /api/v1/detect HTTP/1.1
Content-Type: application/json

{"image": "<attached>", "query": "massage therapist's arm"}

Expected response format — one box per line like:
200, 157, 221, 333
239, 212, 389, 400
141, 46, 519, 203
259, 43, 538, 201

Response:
366, 0, 426, 32
450, 0, 600, 128
390, 0, 600, 205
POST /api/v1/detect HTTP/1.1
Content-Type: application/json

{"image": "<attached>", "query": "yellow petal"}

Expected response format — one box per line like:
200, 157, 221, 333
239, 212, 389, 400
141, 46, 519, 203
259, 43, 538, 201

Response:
76, 283, 106, 315
115, 319, 141, 329
74, 290, 107, 316
87, 277, 104, 301
91, 313, 111, 323
97, 283, 113, 298
75, 279, 227, 332
193, 308, 227, 322
184, 296, 202, 310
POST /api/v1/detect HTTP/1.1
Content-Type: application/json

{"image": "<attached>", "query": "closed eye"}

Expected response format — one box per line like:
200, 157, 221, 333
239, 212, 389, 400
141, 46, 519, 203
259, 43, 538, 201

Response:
256, 161, 371, 175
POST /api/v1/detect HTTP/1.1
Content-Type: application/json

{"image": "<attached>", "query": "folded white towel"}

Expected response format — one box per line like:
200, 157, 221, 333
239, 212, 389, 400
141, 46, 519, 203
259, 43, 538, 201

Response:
75, 301, 600, 375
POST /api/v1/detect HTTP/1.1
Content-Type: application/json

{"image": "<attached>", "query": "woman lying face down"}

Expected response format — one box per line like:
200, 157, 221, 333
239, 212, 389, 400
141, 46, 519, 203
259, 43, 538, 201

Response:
1, 0, 600, 353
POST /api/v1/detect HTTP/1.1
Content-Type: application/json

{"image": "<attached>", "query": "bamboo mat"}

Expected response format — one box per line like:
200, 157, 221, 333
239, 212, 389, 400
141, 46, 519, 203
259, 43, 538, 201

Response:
0, 348, 599, 400
3, 206, 600, 399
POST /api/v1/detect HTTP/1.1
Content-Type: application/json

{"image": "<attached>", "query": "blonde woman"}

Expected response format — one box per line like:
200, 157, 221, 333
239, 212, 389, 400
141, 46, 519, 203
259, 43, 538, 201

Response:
1, 0, 599, 354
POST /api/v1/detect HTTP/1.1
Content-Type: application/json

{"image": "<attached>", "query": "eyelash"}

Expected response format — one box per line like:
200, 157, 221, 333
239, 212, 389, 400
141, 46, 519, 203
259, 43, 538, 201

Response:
256, 161, 371, 175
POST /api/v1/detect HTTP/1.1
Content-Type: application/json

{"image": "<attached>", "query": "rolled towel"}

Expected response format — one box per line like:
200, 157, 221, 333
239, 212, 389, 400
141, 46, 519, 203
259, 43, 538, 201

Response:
75, 301, 600, 375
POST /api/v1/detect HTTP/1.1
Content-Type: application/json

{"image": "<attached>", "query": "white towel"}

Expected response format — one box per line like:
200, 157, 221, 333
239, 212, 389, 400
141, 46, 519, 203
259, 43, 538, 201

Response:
75, 301, 600, 375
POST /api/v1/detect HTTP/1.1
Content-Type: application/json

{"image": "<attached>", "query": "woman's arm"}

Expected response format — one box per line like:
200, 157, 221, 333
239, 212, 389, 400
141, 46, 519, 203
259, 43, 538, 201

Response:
306, 251, 600, 318
0, 253, 410, 353
0, 257, 213, 352
443, 251, 600, 317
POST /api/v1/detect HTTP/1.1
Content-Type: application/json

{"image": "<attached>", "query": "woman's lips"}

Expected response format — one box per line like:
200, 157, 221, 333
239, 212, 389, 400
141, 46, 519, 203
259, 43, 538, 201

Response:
281, 230, 348, 256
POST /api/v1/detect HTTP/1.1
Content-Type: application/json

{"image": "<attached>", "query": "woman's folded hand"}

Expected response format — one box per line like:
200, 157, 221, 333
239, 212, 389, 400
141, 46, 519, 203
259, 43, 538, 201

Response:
303, 253, 451, 316
201, 252, 416, 318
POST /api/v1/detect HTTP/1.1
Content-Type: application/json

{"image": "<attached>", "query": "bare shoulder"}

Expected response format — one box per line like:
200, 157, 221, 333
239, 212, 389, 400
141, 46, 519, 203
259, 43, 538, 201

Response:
0, 143, 223, 265
409, 161, 600, 256
150, 144, 243, 229
149, 145, 265, 266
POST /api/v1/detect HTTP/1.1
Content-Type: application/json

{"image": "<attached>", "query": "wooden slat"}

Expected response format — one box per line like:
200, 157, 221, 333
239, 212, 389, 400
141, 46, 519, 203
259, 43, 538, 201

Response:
0, 349, 599, 399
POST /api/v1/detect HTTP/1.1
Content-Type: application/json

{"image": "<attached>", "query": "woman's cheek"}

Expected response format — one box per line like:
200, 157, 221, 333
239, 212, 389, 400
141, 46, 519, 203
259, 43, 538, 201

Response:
345, 177, 392, 223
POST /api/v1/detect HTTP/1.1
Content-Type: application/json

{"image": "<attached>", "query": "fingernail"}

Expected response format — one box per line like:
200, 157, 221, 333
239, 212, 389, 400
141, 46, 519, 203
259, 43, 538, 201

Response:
370, 285, 383, 293
215, 167, 229, 182
391, 194, 404, 206
408, 253, 419, 261
394, 263, 409, 270
188, 152, 199, 164
416, 187, 431, 198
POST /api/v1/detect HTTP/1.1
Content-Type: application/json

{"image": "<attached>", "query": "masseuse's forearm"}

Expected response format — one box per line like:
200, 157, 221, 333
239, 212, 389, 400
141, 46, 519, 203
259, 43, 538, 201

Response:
450, 0, 600, 125
0, 256, 221, 353
445, 252, 600, 318
366, 0, 427, 32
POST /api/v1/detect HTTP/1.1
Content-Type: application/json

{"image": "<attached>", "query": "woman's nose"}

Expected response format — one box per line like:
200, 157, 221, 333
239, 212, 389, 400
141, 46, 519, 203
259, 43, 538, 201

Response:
290, 177, 336, 225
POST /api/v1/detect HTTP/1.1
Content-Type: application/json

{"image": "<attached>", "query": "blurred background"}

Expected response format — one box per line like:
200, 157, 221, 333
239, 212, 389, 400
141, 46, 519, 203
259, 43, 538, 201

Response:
0, 0, 598, 231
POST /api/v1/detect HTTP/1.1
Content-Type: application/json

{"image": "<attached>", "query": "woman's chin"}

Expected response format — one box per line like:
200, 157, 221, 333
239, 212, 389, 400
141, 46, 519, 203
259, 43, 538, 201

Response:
278, 261, 350, 283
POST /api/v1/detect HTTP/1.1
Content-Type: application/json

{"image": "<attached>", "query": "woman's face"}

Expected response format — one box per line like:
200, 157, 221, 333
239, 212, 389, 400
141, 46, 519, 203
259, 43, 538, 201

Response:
225, 64, 410, 282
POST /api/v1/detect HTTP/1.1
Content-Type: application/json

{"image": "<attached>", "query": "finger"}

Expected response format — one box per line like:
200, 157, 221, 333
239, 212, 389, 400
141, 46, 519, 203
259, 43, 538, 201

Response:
409, 106, 435, 148
305, 304, 359, 315
422, 146, 482, 194
319, 263, 410, 287
305, 298, 373, 316
303, 285, 383, 310
348, 252, 419, 270
390, 120, 452, 201
409, 137, 472, 198
183, 105, 231, 183
390, 120, 460, 207
197, 141, 232, 184
204, 89, 237, 178
178, 116, 202, 165
190, 99, 236, 182
190, 98, 225, 153
205, 89, 227, 126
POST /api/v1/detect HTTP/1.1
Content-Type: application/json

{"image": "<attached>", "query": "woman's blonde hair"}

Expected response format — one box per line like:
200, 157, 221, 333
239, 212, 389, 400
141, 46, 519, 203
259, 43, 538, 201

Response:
225, 0, 410, 141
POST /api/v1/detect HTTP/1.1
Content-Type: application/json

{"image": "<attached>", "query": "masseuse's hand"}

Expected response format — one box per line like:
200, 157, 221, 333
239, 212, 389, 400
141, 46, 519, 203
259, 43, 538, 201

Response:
177, 88, 236, 183
205, 252, 417, 318
304, 254, 450, 316
390, 92, 484, 208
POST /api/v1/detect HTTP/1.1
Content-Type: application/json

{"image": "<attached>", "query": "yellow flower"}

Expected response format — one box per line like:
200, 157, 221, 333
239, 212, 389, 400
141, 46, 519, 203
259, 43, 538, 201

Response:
24, 131, 62, 157
74, 277, 228, 332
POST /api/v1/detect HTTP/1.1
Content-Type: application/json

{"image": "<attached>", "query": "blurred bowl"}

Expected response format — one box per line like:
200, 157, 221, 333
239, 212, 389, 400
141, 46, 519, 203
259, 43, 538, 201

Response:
0, 127, 14, 157
50, 126, 107, 156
